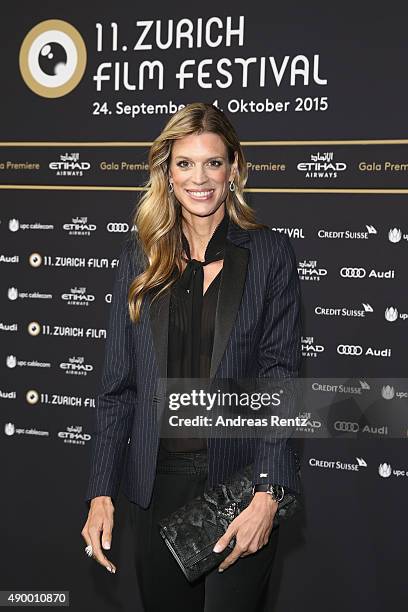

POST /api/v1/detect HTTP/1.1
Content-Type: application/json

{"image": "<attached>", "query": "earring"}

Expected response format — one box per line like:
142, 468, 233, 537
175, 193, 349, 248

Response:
168, 182, 174, 193
229, 180, 236, 192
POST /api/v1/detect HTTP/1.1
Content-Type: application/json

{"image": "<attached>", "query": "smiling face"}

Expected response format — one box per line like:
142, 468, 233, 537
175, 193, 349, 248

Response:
168, 131, 237, 219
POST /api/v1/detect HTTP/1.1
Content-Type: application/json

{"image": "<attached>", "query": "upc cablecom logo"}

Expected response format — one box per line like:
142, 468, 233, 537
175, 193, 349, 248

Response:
19, 19, 87, 98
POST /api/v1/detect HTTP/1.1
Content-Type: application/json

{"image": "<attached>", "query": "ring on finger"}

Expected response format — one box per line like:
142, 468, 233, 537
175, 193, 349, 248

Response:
85, 544, 93, 557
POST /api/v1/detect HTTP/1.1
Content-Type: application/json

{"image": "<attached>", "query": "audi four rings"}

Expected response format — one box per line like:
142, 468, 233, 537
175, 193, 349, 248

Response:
336, 345, 363, 355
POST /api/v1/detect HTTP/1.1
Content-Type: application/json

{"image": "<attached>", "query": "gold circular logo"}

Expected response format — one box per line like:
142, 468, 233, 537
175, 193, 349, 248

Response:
19, 19, 87, 98
28, 321, 41, 336
26, 389, 40, 405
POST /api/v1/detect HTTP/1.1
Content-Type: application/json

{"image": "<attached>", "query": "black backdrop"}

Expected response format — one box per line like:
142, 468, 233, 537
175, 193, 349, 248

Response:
1, 2, 407, 611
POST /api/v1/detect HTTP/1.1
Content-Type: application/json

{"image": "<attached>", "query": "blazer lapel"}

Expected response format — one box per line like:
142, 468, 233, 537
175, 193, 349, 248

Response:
148, 219, 250, 384
209, 239, 249, 380
148, 289, 171, 380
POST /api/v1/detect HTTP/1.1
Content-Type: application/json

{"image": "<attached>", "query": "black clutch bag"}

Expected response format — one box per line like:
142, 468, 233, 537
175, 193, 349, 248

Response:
158, 463, 301, 582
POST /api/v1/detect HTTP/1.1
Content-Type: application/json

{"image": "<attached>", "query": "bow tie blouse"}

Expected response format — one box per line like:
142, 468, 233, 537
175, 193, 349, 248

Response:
160, 212, 229, 453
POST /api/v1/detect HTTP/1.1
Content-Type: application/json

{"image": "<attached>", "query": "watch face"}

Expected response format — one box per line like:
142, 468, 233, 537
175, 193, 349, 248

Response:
272, 485, 285, 501
253, 484, 285, 500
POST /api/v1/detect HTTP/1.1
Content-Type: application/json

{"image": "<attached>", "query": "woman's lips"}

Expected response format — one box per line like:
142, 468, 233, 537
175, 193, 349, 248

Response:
185, 189, 215, 201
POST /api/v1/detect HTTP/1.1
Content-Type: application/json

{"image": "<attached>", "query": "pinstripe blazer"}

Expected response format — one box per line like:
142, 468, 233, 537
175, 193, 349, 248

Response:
85, 217, 302, 508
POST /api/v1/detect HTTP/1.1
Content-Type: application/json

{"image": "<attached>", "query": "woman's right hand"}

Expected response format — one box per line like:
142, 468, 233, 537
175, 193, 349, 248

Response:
81, 496, 117, 573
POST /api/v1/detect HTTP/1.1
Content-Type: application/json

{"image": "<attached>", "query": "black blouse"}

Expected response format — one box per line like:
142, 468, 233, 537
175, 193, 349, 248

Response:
160, 213, 229, 452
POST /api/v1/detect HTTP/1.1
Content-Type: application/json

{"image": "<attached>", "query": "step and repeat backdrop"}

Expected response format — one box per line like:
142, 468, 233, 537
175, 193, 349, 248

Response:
1, 3, 407, 611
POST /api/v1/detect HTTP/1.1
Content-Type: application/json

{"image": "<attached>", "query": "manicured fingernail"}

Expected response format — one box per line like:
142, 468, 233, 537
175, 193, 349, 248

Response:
103, 542, 111, 550
106, 566, 112, 572
218, 568, 224, 573
213, 544, 222, 552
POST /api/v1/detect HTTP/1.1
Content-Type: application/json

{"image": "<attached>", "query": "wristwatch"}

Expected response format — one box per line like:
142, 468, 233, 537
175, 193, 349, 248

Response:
251, 483, 285, 502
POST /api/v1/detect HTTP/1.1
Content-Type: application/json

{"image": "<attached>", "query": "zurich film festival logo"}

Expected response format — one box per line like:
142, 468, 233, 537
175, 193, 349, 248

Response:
19, 19, 87, 98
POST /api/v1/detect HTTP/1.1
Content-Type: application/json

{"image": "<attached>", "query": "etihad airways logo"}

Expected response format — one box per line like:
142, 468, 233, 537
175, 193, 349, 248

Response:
61, 286, 95, 306
62, 217, 97, 235
296, 412, 322, 433
59, 355, 94, 375
301, 336, 325, 358
57, 424, 91, 445
297, 151, 347, 179
298, 260, 327, 281
49, 152, 91, 176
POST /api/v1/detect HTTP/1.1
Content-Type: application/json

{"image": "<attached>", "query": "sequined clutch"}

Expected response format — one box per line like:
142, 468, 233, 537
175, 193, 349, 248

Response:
158, 463, 301, 582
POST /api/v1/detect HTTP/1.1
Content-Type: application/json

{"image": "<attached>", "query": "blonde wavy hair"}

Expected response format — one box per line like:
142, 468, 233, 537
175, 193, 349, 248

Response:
128, 102, 267, 324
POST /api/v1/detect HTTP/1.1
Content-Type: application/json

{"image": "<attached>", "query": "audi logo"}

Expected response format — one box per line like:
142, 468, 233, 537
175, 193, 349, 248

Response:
340, 267, 366, 278
107, 223, 129, 233
334, 421, 359, 432
337, 344, 363, 355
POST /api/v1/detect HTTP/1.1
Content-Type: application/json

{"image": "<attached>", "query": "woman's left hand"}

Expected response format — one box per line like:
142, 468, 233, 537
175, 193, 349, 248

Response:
213, 493, 278, 572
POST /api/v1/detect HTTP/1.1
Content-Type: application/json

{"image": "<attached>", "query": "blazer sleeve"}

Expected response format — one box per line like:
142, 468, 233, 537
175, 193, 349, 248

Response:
252, 232, 302, 492
84, 234, 140, 505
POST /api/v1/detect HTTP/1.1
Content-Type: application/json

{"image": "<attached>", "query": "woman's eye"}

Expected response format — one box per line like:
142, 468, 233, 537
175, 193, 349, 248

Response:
176, 160, 223, 168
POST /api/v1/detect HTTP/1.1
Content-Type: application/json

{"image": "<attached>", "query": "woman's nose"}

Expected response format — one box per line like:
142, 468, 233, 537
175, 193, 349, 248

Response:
191, 164, 208, 183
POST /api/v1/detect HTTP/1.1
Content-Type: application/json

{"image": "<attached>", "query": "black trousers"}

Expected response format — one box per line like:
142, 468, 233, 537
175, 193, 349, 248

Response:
129, 446, 280, 612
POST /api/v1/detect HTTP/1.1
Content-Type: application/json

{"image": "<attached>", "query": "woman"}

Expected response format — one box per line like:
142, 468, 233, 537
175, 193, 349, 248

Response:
81, 102, 302, 611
